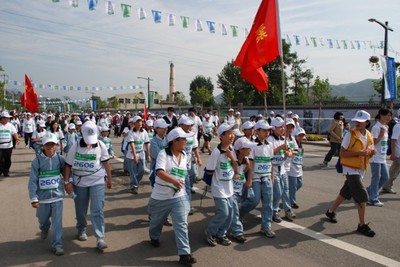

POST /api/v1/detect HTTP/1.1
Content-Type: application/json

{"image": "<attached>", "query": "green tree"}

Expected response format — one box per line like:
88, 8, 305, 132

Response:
175, 91, 189, 106
312, 76, 332, 134
189, 75, 214, 106
191, 86, 212, 110
223, 87, 235, 107
107, 96, 119, 109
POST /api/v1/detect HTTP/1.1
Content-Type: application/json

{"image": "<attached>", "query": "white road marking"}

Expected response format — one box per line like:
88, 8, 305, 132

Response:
193, 186, 400, 267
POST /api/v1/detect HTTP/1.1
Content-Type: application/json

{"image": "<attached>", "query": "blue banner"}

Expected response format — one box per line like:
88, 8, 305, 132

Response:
387, 57, 397, 100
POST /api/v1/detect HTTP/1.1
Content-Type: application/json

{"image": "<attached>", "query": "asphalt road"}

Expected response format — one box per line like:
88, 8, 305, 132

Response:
0, 136, 399, 267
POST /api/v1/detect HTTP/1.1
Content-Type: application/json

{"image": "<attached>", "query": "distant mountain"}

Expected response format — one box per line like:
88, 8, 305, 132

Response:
331, 79, 378, 103
213, 79, 378, 105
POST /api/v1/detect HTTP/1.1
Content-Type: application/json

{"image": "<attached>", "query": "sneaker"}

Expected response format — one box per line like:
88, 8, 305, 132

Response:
260, 228, 276, 238
272, 214, 282, 223
130, 188, 138, 195
205, 230, 217, 246
163, 218, 173, 226
325, 210, 338, 223
188, 207, 195, 216
150, 239, 160, 247
53, 247, 64, 256
291, 203, 299, 209
357, 224, 376, 237
77, 230, 88, 241
96, 238, 108, 250
216, 236, 232, 246
322, 161, 328, 167
179, 254, 197, 266
232, 235, 247, 243
367, 201, 384, 207
285, 211, 294, 222
41, 230, 48, 240
381, 188, 397, 194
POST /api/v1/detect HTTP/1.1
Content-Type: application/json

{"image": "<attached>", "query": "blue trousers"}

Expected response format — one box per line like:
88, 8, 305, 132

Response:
288, 175, 303, 205
148, 196, 191, 255
36, 200, 63, 249
207, 196, 234, 238
127, 158, 145, 189
273, 173, 291, 214
230, 193, 244, 237
368, 162, 389, 204
74, 184, 105, 239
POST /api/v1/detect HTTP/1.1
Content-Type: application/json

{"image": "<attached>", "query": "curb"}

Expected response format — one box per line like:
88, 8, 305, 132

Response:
303, 140, 330, 147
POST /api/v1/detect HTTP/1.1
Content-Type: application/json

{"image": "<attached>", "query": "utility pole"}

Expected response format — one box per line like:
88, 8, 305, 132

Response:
0, 74, 9, 110
138, 76, 153, 111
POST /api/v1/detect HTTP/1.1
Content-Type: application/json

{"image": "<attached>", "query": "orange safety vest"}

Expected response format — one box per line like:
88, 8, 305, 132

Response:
340, 128, 373, 170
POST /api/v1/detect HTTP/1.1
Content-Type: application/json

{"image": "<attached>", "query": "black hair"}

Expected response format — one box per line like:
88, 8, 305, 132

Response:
50, 120, 60, 133
333, 112, 343, 120
375, 108, 391, 120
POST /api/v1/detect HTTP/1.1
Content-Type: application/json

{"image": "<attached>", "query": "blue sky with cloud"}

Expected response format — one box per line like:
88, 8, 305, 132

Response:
0, 0, 399, 101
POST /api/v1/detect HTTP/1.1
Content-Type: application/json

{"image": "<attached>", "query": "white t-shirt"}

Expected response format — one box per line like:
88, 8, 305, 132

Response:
341, 130, 370, 176
126, 128, 150, 160
233, 164, 246, 195
249, 140, 274, 181
267, 135, 287, 175
370, 121, 388, 163
0, 123, 17, 149
288, 142, 303, 177
189, 115, 203, 138
284, 135, 297, 172
32, 129, 47, 145
224, 115, 235, 126
392, 122, 400, 158
203, 120, 214, 135
23, 118, 35, 133
66, 141, 110, 187
206, 145, 236, 198
151, 149, 187, 200
122, 127, 130, 152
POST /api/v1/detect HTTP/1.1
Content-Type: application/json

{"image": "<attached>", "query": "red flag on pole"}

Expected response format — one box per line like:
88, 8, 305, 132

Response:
20, 74, 39, 113
143, 103, 148, 121
234, 0, 281, 91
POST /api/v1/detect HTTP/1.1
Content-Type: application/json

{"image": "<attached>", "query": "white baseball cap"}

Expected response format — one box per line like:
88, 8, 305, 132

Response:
82, 121, 99, 144
287, 111, 293, 115
294, 127, 306, 136
242, 121, 254, 130
271, 117, 285, 128
75, 120, 82, 126
178, 116, 194, 126
146, 120, 154, 127
204, 113, 210, 118
351, 110, 370, 122
234, 137, 258, 151
167, 127, 195, 142
233, 128, 244, 137
129, 116, 142, 123
286, 118, 295, 126
270, 111, 275, 115
235, 111, 241, 116
101, 126, 109, 132
293, 114, 299, 119
154, 118, 170, 128
1, 111, 12, 118
68, 123, 76, 130
228, 108, 234, 112
217, 122, 234, 136
42, 133, 58, 145
254, 120, 273, 130
38, 121, 46, 128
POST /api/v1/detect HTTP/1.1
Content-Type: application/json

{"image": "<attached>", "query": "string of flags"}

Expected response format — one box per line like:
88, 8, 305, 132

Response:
6, 97, 93, 105
49, 0, 399, 56
6, 80, 145, 92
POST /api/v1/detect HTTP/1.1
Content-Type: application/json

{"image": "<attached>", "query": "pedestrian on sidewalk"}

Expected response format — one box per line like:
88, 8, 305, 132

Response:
28, 133, 65, 256
325, 110, 376, 237
64, 121, 112, 251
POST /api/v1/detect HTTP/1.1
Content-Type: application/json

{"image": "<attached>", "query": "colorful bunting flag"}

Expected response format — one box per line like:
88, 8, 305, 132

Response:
294, 35, 300, 45
221, 24, 228, 36
341, 40, 348, 49
196, 19, 203, 31
138, 7, 146, 19
305, 36, 310, 46
350, 41, 355, 49
69, 0, 78, 7
327, 39, 333, 48
88, 0, 97, 10
152, 10, 162, 23
231, 25, 238, 37
168, 14, 176, 26
207, 21, 215, 33
106, 1, 115, 15
286, 34, 291, 45
244, 27, 249, 37
121, 4, 131, 18
181, 16, 189, 28
311, 37, 317, 47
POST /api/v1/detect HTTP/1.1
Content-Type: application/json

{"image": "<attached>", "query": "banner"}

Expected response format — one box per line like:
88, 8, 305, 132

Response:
121, 4, 131, 18
152, 10, 161, 23
106, 1, 115, 15
380, 55, 391, 100
387, 57, 398, 100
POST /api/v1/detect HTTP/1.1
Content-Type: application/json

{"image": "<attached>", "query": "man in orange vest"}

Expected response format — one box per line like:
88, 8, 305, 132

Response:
325, 110, 376, 237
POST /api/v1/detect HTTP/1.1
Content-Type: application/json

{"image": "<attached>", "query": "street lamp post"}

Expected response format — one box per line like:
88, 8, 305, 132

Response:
137, 76, 153, 111
1, 74, 9, 110
368, 18, 394, 109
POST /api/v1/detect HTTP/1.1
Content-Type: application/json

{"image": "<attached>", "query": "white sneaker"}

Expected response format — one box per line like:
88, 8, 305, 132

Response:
77, 230, 88, 241
97, 238, 108, 250
260, 228, 276, 238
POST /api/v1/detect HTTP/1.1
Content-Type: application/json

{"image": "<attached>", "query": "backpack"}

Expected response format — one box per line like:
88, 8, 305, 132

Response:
387, 119, 396, 156
202, 168, 213, 186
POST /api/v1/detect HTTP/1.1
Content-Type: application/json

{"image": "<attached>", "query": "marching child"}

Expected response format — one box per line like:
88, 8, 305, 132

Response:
149, 118, 170, 187
31, 121, 47, 155
288, 128, 306, 209
99, 126, 115, 158
230, 137, 257, 242
205, 123, 239, 246
28, 133, 66, 256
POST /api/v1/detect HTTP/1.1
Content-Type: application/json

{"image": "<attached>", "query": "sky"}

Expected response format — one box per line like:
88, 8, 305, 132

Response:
0, 0, 399, 102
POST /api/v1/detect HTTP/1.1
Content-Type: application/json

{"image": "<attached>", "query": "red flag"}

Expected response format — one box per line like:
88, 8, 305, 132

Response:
20, 74, 39, 113
234, 0, 281, 91
143, 103, 148, 121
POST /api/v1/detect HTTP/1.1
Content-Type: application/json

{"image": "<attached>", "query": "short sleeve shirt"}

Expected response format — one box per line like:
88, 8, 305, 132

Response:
370, 121, 388, 163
